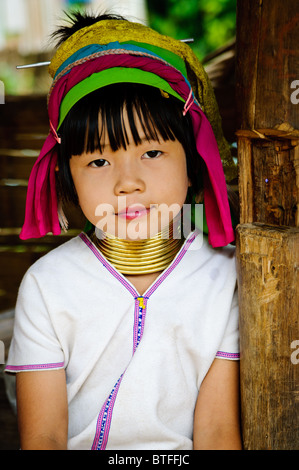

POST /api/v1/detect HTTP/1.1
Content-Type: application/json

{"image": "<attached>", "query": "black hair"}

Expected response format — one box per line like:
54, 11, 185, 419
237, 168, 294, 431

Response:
51, 10, 127, 48
56, 83, 202, 206
54, 11, 203, 207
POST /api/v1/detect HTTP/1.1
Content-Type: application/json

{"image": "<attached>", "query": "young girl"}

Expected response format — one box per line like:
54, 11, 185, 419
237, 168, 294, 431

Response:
5, 11, 242, 450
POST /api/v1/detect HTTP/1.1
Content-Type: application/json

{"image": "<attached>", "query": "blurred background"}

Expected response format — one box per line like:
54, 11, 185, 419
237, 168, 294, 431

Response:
0, 0, 237, 450
0, 0, 236, 95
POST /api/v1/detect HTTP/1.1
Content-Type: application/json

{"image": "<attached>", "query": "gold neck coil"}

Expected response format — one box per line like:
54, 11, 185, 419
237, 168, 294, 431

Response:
92, 221, 184, 275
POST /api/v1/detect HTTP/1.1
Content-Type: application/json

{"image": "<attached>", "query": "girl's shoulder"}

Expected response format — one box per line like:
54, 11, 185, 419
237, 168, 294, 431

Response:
25, 233, 86, 276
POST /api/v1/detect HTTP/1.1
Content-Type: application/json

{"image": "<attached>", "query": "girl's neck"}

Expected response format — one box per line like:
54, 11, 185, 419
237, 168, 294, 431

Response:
91, 217, 184, 287
125, 271, 163, 296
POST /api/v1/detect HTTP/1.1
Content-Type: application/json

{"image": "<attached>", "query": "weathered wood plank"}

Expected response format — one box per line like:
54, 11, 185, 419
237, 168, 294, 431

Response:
236, 0, 299, 450
236, 0, 299, 131
237, 137, 299, 226
236, 224, 299, 449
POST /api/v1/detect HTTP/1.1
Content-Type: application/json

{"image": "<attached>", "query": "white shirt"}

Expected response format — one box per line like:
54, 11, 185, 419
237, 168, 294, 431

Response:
6, 230, 239, 450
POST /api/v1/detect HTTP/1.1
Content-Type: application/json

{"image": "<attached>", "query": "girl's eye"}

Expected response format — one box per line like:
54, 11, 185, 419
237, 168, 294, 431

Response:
89, 159, 108, 168
143, 150, 162, 159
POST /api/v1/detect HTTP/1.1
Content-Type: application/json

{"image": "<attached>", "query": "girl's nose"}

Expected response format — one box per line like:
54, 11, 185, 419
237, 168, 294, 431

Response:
113, 158, 145, 196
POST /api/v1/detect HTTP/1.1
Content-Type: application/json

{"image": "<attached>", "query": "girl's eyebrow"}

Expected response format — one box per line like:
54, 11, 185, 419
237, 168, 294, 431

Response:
134, 137, 162, 146
99, 136, 162, 150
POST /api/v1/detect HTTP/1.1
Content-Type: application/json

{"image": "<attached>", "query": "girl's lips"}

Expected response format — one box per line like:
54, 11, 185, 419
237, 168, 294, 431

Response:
117, 206, 151, 220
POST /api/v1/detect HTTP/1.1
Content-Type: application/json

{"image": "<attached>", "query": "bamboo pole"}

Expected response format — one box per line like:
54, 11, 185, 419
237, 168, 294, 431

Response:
235, 0, 299, 449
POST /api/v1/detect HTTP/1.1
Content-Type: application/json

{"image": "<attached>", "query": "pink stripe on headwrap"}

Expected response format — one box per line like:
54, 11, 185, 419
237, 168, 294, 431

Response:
183, 89, 195, 117
20, 53, 234, 246
50, 120, 61, 144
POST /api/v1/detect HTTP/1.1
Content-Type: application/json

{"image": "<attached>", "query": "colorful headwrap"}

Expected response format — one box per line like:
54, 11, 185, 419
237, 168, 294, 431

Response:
20, 19, 237, 247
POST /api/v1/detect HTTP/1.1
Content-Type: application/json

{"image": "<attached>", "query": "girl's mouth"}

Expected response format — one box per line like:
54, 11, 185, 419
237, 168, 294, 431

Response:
117, 205, 151, 220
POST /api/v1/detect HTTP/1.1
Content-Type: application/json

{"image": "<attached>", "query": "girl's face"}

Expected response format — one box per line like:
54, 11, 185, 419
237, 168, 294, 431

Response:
69, 109, 190, 240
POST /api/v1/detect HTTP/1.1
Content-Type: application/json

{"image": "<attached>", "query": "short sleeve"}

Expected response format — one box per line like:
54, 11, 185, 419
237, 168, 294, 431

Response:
216, 286, 240, 360
5, 270, 65, 373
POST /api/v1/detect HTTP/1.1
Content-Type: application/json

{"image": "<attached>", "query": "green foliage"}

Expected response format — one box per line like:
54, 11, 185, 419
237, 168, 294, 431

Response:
147, 0, 236, 59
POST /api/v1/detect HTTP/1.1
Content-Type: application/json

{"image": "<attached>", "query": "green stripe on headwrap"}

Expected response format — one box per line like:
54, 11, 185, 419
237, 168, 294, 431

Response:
57, 67, 184, 130
123, 41, 188, 77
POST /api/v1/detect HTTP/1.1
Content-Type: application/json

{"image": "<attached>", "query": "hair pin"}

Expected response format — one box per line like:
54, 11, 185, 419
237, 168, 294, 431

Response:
180, 38, 194, 43
16, 61, 51, 69
16, 39, 194, 69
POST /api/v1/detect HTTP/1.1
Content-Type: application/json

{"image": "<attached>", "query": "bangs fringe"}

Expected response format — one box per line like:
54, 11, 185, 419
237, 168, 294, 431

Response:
61, 83, 179, 157
57, 83, 201, 205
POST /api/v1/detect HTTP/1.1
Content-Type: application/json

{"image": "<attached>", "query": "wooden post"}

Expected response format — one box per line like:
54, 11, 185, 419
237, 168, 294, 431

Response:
235, 0, 299, 449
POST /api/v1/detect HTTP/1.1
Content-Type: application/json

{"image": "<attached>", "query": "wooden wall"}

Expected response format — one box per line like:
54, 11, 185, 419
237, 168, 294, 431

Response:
236, 0, 299, 450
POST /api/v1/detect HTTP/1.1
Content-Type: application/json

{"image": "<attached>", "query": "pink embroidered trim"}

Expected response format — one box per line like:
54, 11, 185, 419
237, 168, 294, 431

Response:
79, 233, 137, 297
216, 351, 240, 359
5, 362, 64, 372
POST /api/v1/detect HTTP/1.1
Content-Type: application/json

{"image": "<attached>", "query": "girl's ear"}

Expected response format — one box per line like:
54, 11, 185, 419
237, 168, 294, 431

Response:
55, 165, 59, 171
